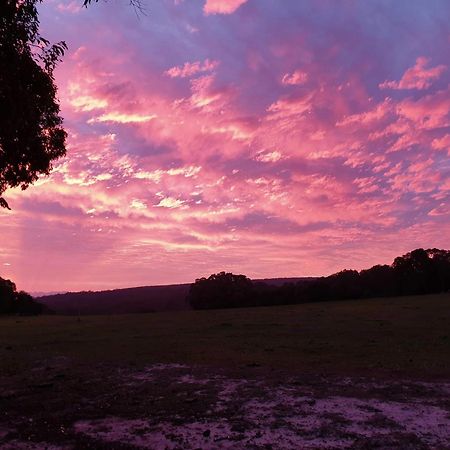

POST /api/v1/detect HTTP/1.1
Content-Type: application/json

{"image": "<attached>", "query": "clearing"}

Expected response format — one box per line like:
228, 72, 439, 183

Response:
0, 293, 449, 448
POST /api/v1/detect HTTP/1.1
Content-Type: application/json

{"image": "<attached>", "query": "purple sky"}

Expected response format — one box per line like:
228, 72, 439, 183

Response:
1, 0, 449, 292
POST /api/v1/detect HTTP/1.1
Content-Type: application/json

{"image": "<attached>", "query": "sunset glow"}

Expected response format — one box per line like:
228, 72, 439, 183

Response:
1, 0, 449, 293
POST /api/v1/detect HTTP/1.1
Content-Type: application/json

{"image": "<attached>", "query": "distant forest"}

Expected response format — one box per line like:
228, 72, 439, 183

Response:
188, 248, 450, 309
1, 248, 449, 315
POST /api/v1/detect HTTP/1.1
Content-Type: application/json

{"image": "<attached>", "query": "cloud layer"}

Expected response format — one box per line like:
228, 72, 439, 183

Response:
1, 0, 449, 292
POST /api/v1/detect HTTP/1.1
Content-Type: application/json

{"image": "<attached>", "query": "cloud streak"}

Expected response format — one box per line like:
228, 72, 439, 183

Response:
203, 0, 248, 15
380, 57, 446, 90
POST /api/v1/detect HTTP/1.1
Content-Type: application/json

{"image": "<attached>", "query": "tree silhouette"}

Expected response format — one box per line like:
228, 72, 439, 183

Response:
188, 249, 450, 310
0, 276, 42, 314
188, 272, 255, 309
0, 277, 16, 314
0, 0, 147, 209
0, 0, 67, 209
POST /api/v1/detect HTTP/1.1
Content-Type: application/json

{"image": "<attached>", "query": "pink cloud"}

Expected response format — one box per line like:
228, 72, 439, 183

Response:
396, 89, 450, 129
56, 1, 81, 14
337, 99, 392, 127
429, 203, 450, 216
165, 59, 219, 78
188, 74, 228, 110
3, 0, 450, 293
267, 93, 313, 118
203, 0, 248, 15
281, 70, 308, 86
432, 134, 450, 154
70, 95, 108, 111
380, 57, 446, 90
255, 151, 283, 163
87, 112, 157, 124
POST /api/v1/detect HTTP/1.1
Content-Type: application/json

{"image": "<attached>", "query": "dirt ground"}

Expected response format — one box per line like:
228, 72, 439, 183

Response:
1, 361, 449, 449
1, 294, 449, 448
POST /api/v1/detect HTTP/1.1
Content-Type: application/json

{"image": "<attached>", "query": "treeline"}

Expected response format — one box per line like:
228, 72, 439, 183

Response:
188, 248, 450, 309
0, 277, 43, 315
38, 284, 190, 315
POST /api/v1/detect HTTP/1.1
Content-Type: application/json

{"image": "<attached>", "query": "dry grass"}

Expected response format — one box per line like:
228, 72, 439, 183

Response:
1, 293, 449, 378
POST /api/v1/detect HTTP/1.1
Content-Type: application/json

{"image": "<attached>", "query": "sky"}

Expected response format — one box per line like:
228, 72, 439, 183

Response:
1, 0, 450, 293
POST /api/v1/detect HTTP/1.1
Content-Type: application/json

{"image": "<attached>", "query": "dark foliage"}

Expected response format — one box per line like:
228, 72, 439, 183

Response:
187, 272, 255, 309
188, 248, 450, 310
0, 0, 67, 209
38, 284, 190, 315
82, 0, 146, 13
0, 276, 43, 315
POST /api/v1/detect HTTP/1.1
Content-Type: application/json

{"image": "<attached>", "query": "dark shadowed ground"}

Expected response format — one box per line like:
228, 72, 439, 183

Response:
0, 293, 449, 448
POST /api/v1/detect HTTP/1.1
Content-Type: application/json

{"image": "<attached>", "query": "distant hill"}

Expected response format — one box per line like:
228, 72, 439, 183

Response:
37, 277, 316, 315
38, 284, 191, 315
30, 291, 64, 298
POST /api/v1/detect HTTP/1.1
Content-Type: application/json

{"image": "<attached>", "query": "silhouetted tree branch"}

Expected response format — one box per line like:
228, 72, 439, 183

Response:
0, 0, 67, 209
0, 0, 146, 209
82, 0, 146, 16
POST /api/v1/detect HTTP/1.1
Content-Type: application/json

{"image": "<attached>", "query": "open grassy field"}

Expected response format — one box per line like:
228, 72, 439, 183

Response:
1, 292, 450, 378
1, 293, 450, 448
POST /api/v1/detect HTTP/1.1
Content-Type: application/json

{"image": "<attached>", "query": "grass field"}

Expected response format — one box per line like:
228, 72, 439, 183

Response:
1, 292, 449, 378
1, 293, 450, 448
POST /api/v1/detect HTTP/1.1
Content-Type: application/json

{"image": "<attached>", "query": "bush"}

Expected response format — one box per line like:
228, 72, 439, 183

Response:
187, 272, 255, 309
0, 277, 42, 315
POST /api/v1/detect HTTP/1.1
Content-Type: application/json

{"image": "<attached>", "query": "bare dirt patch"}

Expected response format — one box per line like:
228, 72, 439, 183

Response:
1, 363, 449, 449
